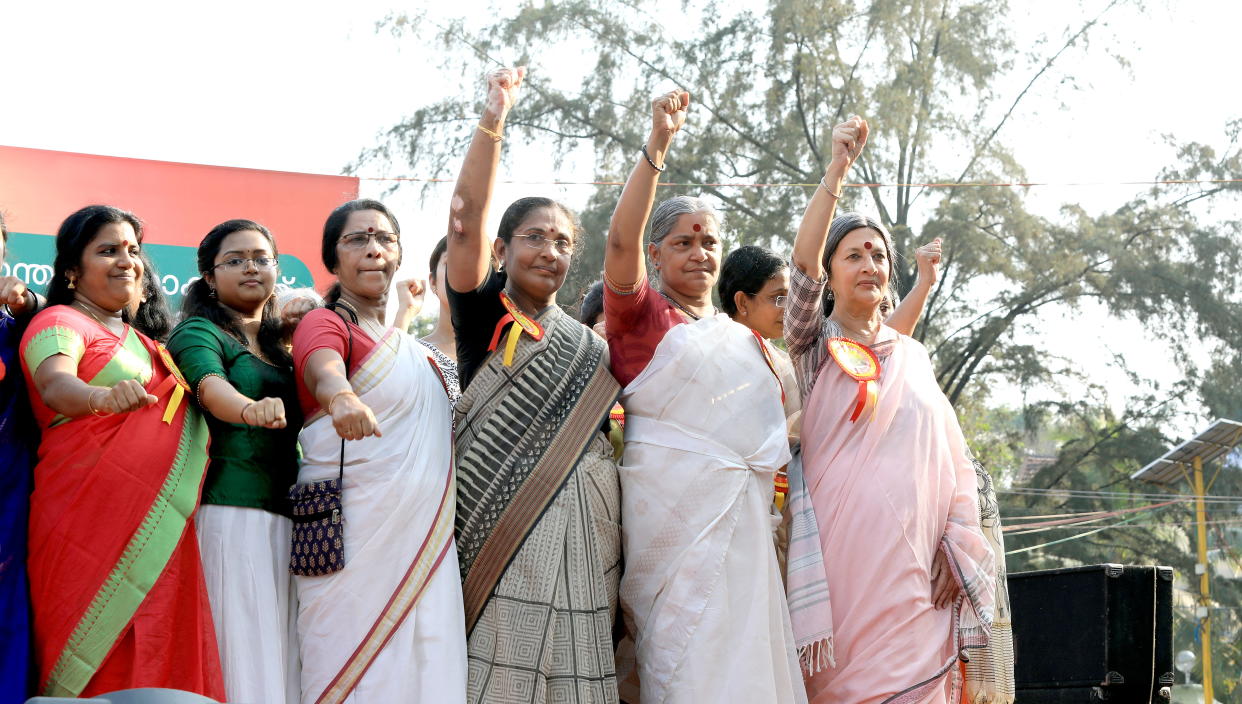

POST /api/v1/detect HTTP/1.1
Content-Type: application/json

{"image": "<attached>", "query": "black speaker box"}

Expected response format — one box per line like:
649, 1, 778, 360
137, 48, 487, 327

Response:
1009, 564, 1174, 703
1014, 686, 1110, 702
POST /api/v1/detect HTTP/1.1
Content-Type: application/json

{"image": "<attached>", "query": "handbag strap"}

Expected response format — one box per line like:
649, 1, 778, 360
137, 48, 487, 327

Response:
325, 301, 357, 484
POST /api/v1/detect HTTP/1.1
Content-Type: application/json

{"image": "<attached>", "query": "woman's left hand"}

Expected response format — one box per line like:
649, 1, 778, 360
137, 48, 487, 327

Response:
914, 238, 942, 287
396, 278, 426, 317
930, 548, 961, 609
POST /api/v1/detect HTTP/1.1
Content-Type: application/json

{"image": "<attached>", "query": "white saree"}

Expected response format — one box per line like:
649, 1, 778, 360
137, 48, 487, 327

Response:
618, 315, 806, 704
294, 329, 466, 704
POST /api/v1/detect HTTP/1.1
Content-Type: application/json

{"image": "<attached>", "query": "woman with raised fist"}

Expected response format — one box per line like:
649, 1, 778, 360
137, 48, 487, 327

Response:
786, 118, 998, 703
447, 66, 623, 704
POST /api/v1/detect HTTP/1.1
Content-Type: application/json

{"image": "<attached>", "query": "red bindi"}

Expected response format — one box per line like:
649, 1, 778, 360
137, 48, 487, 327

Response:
692, 223, 701, 232
864, 241, 872, 249
367, 226, 375, 233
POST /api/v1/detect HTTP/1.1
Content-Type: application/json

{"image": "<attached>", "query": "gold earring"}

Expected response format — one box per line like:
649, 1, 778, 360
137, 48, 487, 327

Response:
68, 278, 76, 290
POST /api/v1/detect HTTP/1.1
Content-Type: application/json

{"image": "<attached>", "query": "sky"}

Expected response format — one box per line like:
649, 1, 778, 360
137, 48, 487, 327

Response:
2, 0, 1238, 430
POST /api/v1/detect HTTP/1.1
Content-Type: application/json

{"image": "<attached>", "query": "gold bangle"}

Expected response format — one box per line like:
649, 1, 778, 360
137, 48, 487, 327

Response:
87, 388, 110, 417
328, 389, 357, 416
819, 177, 841, 199
477, 123, 503, 142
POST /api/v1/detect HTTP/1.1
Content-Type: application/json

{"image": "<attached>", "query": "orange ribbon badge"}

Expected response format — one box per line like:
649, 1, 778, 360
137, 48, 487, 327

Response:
487, 292, 546, 367
826, 337, 881, 422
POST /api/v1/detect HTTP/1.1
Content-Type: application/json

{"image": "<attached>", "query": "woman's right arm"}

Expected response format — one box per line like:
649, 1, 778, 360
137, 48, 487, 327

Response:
445, 66, 526, 294
32, 356, 156, 417
603, 90, 689, 289
302, 348, 380, 440
294, 312, 379, 440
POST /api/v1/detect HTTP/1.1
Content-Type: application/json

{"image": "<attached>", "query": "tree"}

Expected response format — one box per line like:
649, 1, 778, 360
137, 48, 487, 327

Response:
356, 2, 1242, 690
359, 0, 1241, 408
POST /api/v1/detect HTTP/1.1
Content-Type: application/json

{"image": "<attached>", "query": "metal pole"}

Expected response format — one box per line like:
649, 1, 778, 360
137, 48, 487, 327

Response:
1194, 455, 1214, 703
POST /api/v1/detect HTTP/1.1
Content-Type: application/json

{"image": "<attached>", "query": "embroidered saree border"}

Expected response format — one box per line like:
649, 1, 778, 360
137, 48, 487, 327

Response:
41, 409, 209, 697
314, 453, 456, 704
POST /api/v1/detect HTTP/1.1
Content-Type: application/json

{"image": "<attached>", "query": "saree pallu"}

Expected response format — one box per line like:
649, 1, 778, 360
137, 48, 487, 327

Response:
294, 329, 464, 704
22, 327, 221, 699
0, 314, 34, 702
618, 315, 805, 704
800, 327, 995, 704
455, 306, 621, 704
964, 459, 1015, 703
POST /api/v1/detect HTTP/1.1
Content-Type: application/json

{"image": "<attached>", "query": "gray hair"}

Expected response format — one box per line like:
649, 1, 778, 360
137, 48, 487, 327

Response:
649, 195, 722, 247
822, 212, 900, 317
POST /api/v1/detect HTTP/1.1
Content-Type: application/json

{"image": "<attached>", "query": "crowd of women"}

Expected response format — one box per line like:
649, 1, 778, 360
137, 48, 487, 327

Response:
0, 66, 1014, 704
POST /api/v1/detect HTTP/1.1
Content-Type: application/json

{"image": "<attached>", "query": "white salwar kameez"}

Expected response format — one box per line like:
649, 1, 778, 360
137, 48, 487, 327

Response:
618, 315, 806, 704
197, 504, 299, 704
294, 330, 466, 704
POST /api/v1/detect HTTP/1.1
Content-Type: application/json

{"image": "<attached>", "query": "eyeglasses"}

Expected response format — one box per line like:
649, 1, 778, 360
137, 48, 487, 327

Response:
213, 256, 279, 271
341, 231, 401, 250
750, 292, 787, 308
516, 233, 573, 255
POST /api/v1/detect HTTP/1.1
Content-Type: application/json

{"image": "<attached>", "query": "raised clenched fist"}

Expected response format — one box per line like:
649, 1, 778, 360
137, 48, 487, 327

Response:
396, 277, 427, 316
652, 89, 690, 137
914, 238, 942, 286
485, 66, 527, 119
830, 115, 869, 171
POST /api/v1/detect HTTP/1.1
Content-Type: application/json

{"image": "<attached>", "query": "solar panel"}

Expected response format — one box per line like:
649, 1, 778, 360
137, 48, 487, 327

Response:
1132, 418, 1242, 485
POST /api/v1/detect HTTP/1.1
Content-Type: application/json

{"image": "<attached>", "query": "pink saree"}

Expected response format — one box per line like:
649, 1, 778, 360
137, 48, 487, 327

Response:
800, 326, 994, 704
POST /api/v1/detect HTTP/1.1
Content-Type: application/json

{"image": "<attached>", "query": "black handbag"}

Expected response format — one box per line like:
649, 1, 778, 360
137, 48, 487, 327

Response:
288, 302, 356, 577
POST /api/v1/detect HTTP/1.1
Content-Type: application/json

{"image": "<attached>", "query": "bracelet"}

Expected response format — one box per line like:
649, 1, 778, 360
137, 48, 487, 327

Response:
328, 389, 357, 416
641, 144, 666, 172
240, 402, 256, 425
477, 123, 503, 142
194, 372, 227, 409
819, 177, 841, 199
87, 388, 110, 417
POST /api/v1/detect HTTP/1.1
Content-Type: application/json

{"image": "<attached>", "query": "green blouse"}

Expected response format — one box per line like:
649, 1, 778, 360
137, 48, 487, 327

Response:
166, 317, 302, 516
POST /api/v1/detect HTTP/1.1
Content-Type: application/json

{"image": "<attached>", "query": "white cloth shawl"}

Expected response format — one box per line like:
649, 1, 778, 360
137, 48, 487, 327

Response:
618, 315, 806, 704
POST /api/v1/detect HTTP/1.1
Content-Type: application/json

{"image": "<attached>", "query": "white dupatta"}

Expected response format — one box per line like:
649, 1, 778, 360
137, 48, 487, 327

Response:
294, 330, 466, 704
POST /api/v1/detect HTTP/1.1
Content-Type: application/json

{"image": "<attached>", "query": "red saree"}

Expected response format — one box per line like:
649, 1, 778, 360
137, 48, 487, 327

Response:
20, 306, 223, 699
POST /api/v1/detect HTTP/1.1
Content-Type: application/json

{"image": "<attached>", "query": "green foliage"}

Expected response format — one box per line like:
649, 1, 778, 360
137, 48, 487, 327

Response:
360, 2, 1242, 692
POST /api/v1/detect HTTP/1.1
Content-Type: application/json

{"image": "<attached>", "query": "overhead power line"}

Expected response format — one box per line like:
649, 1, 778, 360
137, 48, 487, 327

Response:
358, 176, 1242, 190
